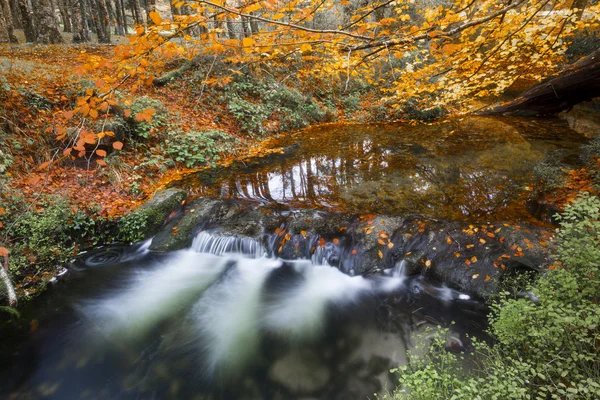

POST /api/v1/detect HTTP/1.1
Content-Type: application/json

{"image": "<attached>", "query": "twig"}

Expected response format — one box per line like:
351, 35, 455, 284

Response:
0, 253, 17, 306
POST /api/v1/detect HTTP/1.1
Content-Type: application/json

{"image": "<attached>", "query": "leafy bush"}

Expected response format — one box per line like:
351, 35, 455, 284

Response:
225, 74, 327, 134
227, 95, 271, 135
114, 96, 168, 140
118, 211, 148, 244
6, 198, 103, 275
555, 192, 600, 284
165, 129, 237, 168
385, 193, 600, 400
582, 136, 600, 188
533, 153, 568, 191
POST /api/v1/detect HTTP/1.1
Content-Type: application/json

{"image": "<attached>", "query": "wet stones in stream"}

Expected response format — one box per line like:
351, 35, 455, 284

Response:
147, 197, 553, 300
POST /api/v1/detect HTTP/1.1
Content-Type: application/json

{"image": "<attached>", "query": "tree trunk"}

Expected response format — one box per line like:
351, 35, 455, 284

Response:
57, 0, 71, 32
17, 0, 35, 41
570, 0, 588, 20
69, 0, 86, 42
34, 0, 64, 43
482, 49, 600, 116
226, 16, 236, 39
79, 0, 91, 41
94, 0, 111, 43
1, 0, 19, 42
145, 0, 155, 25
9, 0, 20, 29
113, 0, 125, 35
131, 0, 142, 25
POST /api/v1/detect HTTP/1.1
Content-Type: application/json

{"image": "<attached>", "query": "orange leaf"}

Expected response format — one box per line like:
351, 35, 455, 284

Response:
96, 149, 107, 157
300, 230, 307, 238
112, 141, 123, 150
377, 239, 385, 246
37, 160, 51, 171
446, 237, 452, 245
484, 275, 491, 282
333, 238, 339, 245
351, 249, 357, 255
318, 238, 326, 247
0, 246, 8, 257
149, 11, 162, 25
124, 109, 132, 118
387, 242, 394, 249
96, 159, 107, 166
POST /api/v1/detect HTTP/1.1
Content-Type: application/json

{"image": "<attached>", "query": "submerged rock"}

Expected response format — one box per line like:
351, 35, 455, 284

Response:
269, 349, 331, 394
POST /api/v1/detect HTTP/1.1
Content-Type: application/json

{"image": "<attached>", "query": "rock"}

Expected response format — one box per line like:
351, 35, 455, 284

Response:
149, 198, 221, 252
146, 196, 551, 299
137, 188, 187, 238
269, 349, 331, 394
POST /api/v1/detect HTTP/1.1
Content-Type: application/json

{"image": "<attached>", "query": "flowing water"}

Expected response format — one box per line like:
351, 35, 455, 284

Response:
0, 116, 593, 399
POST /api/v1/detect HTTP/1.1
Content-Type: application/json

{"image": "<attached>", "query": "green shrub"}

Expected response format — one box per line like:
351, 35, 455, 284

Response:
165, 129, 237, 168
533, 154, 568, 191
6, 198, 103, 275
582, 137, 600, 189
227, 95, 270, 135
555, 192, 600, 283
118, 211, 149, 244
114, 96, 168, 140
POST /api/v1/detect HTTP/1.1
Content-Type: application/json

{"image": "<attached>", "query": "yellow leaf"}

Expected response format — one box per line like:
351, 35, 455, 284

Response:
149, 11, 162, 25
272, 13, 285, 20
378, 250, 383, 259
299, 43, 312, 52
425, 260, 432, 268
242, 37, 253, 48
300, 230, 307, 238
388, 242, 394, 249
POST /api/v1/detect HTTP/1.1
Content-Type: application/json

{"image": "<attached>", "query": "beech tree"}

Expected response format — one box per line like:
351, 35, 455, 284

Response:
89, 0, 598, 110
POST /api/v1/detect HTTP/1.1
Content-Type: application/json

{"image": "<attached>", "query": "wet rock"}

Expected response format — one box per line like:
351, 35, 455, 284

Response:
147, 196, 551, 299
149, 198, 221, 251
269, 349, 331, 394
138, 188, 187, 237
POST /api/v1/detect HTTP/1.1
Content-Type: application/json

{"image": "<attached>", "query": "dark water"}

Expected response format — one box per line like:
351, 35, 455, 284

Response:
177, 116, 587, 221
0, 116, 590, 399
1, 241, 486, 399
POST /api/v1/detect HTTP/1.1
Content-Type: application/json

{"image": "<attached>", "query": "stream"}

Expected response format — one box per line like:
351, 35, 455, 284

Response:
0, 116, 593, 399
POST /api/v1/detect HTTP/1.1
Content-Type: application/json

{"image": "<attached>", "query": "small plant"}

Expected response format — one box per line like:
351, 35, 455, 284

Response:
228, 95, 271, 135
533, 153, 568, 191
115, 96, 168, 140
6, 197, 103, 275
165, 129, 237, 168
118, 211, 148, 244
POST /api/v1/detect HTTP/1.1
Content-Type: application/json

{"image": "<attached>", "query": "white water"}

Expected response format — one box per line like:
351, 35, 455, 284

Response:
192, 231, 266, 258
79, 251, 230, 341
77, 231, 473, 377
262, 261, 371, 340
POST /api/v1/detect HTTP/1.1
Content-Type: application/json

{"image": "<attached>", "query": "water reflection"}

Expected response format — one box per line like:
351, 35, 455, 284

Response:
180, 117, 586, 221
